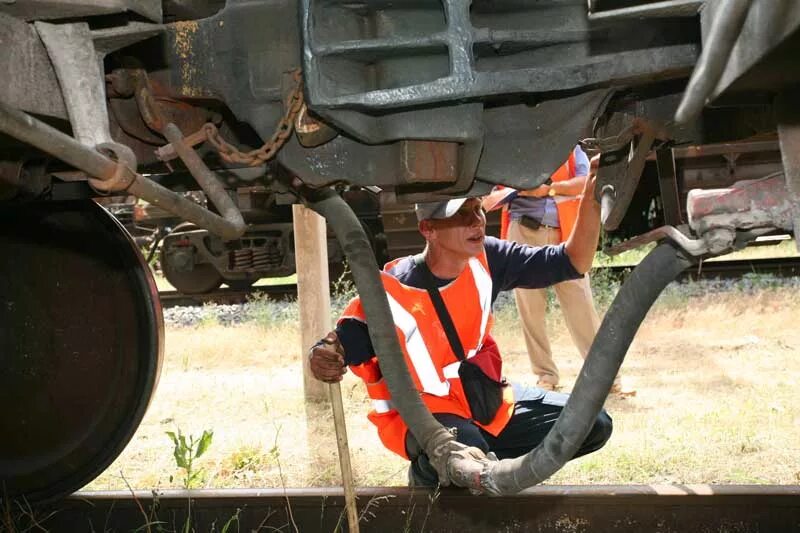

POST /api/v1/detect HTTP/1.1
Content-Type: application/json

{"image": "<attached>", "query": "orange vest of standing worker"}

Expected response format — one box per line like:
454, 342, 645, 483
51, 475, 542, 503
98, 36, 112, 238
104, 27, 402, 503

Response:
500, 150, 580, 243
338, 252, 515, 459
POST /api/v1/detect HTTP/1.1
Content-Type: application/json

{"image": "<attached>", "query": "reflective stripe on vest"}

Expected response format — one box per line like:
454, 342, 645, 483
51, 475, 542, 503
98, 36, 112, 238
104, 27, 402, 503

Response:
384, 256, 493, 397
373, 399, 393, 413
466, 256, 493, 359
385, 291, 450, 397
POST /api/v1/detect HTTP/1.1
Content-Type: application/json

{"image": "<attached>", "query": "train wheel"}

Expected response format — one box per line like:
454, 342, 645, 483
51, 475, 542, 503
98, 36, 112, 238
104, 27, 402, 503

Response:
160, 223, 223, 294
0, 200, 163, 503
225, 278, 255, 290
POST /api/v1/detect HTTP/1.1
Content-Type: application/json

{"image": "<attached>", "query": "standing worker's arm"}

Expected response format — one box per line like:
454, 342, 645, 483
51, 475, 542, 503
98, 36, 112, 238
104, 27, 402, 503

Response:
517, 174, 587, 198
564, 158, 601, 274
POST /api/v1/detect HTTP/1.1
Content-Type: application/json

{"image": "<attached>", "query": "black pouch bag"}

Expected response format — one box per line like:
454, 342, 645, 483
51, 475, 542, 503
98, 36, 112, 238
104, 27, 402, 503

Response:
457, 360, 505, 425
414, 255, 506, 425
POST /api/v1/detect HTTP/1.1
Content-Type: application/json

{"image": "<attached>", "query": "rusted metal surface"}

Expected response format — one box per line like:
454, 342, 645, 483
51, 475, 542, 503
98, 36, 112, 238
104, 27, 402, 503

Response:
21, 486, 800, 532
670, 139, 780, 159
294, 103, 339, 147
401, 140, 459, 184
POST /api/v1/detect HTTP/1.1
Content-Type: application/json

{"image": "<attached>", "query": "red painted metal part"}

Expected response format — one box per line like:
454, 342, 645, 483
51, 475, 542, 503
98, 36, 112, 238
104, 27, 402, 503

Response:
687, 173, 796, 233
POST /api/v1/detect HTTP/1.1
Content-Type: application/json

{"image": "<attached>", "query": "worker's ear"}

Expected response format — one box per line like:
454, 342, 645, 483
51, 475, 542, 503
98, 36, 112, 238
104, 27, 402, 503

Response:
418, 219, 435, 240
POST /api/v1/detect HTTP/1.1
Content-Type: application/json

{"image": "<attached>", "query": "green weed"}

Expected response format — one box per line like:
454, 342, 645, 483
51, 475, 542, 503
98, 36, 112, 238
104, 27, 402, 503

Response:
167, 428, 214, 490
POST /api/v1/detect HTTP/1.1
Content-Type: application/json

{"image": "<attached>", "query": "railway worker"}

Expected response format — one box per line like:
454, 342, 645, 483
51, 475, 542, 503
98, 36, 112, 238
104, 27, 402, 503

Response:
483, 146, 633, 395
308, 174, 612, 487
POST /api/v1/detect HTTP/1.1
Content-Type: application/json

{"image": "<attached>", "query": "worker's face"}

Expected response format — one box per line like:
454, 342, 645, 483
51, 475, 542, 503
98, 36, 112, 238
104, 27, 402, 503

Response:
420, 198, 487, 260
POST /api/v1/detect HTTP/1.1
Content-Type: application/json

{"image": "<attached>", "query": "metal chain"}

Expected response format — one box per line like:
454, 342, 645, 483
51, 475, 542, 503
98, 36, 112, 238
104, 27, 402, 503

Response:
202, 69, 304, 167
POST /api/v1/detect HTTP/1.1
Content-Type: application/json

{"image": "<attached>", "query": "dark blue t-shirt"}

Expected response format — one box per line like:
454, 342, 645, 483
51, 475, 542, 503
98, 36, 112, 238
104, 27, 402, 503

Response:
336, 236, 580, 365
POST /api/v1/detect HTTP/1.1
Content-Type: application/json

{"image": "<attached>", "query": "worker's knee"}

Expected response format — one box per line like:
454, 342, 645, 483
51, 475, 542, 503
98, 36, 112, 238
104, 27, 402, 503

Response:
587, 410, 613, 452
574, 410, 613, 459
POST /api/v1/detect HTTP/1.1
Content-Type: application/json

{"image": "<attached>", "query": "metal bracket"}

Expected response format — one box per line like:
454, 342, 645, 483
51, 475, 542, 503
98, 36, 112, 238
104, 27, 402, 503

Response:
592, 117, 658, 231
605, 225, 709, 257
775, 90, 800, 251
35, 21, 114, 149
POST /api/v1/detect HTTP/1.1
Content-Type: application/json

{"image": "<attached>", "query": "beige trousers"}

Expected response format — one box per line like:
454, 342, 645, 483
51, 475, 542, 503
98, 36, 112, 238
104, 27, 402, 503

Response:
507, 220, 603, 387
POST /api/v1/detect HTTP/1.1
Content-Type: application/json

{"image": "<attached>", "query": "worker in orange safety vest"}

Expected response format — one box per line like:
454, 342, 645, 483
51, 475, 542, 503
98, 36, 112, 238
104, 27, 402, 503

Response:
483, 145, 632, 395
309, 182, 612, 487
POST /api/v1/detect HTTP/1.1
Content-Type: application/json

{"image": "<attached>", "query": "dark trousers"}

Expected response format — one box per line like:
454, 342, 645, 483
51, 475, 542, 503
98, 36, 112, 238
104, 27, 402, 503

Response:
406, 382, 613, 486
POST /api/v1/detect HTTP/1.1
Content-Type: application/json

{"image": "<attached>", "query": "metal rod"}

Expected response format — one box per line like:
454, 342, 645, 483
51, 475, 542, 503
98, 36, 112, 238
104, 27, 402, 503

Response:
162, 123, 246, 240
126, 176, 245, 241
0, 102, 246, 240
588, 0, 702, 21
0, 101, 116, 179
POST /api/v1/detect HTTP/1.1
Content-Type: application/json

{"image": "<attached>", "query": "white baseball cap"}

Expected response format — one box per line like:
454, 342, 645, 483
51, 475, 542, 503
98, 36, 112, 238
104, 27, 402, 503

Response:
414, 198, 469, 222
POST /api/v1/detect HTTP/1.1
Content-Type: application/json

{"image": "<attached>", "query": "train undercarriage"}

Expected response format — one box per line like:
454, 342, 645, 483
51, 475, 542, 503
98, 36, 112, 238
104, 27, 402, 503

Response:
2, 0, 799, 506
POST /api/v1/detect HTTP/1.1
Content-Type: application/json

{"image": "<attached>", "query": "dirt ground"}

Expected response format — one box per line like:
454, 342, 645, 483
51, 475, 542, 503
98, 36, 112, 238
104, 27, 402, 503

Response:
86, 287, 800, 492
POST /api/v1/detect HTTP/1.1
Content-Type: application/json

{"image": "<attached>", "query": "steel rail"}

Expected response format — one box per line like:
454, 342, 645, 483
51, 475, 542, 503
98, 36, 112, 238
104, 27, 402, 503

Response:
21, 485, 800, 532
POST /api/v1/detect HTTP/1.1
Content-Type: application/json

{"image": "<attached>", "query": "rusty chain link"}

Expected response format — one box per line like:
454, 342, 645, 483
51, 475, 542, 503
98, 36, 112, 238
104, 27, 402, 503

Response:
159, 69, 304, 167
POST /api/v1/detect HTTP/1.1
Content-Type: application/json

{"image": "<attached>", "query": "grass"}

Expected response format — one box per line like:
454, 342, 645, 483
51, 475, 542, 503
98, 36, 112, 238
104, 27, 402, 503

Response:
85, 280, 800, 492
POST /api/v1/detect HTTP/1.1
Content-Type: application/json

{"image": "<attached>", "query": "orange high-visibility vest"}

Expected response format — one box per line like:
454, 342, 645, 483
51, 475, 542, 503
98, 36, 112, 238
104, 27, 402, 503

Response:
501, 150, 580, 243
339, 252, 515, 459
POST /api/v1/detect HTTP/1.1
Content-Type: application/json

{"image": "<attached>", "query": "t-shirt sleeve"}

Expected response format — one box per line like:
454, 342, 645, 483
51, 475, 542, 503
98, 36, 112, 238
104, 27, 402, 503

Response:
335, 318, 375, 366
573, 145, 590, 176
486, 236, 582, 296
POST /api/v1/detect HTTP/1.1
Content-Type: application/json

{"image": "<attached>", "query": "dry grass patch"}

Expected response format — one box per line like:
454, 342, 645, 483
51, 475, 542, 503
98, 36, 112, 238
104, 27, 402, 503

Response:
87, 287, 800, 492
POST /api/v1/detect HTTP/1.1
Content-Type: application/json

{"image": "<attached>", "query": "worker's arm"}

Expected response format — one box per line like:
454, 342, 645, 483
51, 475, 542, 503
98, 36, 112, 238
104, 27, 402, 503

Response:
517, 175, 588, 198
564, 163, 601, 274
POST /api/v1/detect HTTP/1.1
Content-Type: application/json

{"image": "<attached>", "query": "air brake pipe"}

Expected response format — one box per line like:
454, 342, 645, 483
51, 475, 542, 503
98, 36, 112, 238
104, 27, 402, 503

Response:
0, 102, 245, 241
481, 241, 694, 494
307, 186, 695, 493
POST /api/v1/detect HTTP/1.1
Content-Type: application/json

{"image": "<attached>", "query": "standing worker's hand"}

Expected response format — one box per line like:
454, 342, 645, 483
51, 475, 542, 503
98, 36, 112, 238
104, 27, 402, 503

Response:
309, 331, 347, 383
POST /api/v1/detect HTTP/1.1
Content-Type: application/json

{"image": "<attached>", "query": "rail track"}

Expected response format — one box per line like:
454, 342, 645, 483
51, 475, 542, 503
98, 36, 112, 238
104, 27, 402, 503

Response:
158, 256, 800, 308
18, 486, 798, 532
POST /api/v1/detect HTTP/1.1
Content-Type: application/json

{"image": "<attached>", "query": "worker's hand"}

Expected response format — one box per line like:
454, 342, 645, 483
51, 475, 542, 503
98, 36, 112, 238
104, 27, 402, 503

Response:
309, 331, 347, 383
520, 184, 550, 198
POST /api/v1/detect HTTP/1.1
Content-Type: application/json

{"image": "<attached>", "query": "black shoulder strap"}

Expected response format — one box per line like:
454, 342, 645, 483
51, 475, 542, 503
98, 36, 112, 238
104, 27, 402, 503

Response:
413, 254, 466, 361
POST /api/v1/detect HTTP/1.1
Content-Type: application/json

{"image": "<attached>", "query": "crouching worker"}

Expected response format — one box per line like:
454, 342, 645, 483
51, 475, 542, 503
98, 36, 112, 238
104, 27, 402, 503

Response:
309, 175, 612, 487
